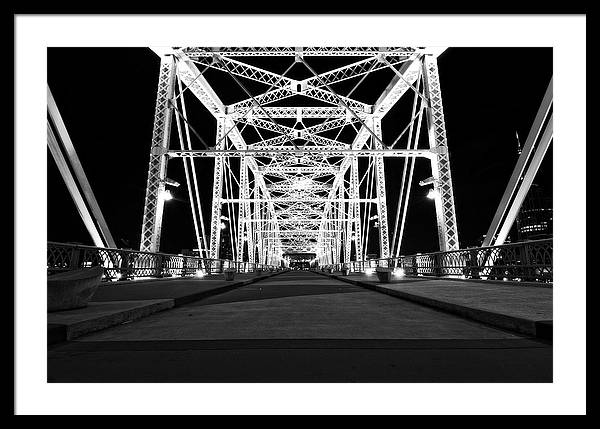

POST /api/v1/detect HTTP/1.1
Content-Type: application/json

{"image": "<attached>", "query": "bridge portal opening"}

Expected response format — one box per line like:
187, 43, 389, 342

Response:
284, 253, 317, 270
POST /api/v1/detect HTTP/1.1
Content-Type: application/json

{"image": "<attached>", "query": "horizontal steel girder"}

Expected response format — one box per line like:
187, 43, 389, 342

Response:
183, 47, 417, 57
220, 198, 378, 203
231, 106, 367, 119
168, 149, 437, 158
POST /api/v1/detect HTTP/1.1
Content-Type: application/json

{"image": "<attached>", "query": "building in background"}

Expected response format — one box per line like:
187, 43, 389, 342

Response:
219, 221, 234, 261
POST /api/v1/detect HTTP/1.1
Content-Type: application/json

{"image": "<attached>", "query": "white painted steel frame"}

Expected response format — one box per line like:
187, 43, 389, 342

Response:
140, 54, 177, 252
422, 55, 460, 251
140, 47, 460, 266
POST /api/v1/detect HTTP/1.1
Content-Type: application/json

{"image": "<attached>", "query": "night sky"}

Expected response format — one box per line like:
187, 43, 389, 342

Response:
47, 47, 552, 256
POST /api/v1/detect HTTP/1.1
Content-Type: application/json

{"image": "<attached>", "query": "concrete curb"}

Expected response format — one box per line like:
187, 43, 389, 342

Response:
48, 270, 287, 346
48, 299, 175, 345
410, 275, 553, 289
315, 271, 552, 341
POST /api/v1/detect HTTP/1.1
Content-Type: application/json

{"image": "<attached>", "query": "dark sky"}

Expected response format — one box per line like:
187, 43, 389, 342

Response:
47, 47, 552, 256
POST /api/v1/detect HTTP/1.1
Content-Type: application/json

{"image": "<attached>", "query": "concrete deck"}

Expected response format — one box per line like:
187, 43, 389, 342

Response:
48, 271, 552, 382
47, 270, 284, 344
320, 271, 553, 339
47, 299, 174, 341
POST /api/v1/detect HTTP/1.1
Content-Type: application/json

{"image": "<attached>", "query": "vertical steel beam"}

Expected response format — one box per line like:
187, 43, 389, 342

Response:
351, 156, 363, 260
246, 170, 255, 264
422, 55, 460, 251
338, 185, 344, 263
343, 176, 352, 264
140, 55, 177, 252
236, 156, 249, 261
327, 201, 336, 264
209, 118, 226, 259
254, 182, 262, 264
373, 118, 391, 258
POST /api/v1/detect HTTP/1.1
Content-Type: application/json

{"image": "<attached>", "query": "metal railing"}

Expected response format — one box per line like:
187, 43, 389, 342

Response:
321, 239, 552, 283
47, 241, 281, 281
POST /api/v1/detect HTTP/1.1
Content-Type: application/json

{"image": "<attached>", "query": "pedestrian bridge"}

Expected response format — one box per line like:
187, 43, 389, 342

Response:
47, 46, 553, 276
48, 269, 552, 382
46, 47, 554, 382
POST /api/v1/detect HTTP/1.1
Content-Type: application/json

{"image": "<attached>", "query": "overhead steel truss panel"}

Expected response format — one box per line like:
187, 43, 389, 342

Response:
141, 47, 459, 266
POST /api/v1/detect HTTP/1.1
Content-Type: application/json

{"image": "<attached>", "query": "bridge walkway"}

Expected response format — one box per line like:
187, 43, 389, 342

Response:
48, 270, 552, 382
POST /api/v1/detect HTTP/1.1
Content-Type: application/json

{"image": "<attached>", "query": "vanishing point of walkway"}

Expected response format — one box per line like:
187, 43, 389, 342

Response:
48, 271, 552, 382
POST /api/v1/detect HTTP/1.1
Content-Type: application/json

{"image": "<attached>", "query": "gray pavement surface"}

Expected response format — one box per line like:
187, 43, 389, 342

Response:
91, 273, 274, 304
47, 271, 283, 344
324, 272, 553, 338
48, 271, 552, 382
79, 274, 521, 341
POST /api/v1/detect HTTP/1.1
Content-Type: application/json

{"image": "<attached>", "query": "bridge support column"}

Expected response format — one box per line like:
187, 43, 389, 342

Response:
236, 156, 249, 262
373, 118, 391, 260
209, 118, 226, 259
338, 185, 344, 264
351, 156, 363, 260
254, 182, 262, 264
327, 201, 338, 265
422, 55, 460, 251
140, 55, 176, 252
246, 169, 255, 264
343, 179, 352, 264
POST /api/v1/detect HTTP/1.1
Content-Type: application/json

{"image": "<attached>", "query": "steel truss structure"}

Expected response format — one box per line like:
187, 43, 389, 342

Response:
140, 47, 460, 266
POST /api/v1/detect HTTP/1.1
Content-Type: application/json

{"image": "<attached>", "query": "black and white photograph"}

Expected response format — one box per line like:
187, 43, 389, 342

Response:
14, 14, 586, 415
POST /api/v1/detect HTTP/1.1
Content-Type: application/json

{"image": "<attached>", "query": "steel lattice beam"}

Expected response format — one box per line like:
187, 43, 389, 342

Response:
183, 47, 417, 57
140, 54, 177, 252
422, 55, 460, 251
